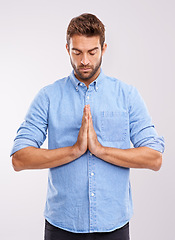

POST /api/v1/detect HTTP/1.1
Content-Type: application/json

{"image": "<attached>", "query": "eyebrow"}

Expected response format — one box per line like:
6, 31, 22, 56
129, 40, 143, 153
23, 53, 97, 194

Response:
71, 47, 99, 52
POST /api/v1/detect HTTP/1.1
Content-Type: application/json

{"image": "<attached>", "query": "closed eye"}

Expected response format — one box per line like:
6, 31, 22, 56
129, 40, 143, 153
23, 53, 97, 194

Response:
89, 50, 97, 55
72, 50, 81, 55
89, 52, 96, 56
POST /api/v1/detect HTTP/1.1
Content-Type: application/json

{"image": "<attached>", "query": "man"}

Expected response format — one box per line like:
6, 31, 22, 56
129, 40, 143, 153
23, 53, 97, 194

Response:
11, 13, 165, 240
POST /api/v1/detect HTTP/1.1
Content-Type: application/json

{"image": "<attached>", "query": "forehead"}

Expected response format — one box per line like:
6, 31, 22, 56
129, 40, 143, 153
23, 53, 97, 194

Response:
69, 35, 101, 50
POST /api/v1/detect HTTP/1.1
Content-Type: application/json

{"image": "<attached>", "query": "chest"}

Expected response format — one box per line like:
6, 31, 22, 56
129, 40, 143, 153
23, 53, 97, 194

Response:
48, 87, 130, 144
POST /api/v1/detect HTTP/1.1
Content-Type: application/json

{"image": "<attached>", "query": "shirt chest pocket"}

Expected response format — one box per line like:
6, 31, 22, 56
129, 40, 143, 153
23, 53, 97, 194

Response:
100, 111, 128, 142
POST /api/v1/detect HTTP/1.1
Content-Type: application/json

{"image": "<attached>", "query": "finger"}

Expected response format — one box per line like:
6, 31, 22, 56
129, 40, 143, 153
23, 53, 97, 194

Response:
89, 108, 92, 122
84, 105, 90, 114
82, 107, 89, 128
83, 105, 90, 120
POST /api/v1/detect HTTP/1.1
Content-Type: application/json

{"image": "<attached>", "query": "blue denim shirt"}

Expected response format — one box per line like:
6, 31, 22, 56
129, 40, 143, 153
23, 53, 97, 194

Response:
11, 70, 165, 233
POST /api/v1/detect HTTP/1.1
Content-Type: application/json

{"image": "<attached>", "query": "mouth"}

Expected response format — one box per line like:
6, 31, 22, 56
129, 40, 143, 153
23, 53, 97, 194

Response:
79, 67, 91, 72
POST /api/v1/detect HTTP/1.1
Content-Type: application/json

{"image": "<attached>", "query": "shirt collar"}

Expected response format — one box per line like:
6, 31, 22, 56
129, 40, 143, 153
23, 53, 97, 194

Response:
69, 68, 105, 92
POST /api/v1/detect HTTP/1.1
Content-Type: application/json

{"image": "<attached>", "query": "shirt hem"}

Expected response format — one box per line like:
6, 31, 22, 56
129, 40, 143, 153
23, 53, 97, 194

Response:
44, 214, 132, 233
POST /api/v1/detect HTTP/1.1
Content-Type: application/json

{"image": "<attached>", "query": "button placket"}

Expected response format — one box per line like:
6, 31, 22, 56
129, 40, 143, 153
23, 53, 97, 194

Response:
84, 88, 96, 231
85, 89, 91, 105
88, 151, 97, 232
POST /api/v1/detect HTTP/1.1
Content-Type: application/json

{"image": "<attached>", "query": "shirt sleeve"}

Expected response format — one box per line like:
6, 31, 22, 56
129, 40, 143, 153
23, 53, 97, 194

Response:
10, 87, 49, 156
129, 86, 165, 153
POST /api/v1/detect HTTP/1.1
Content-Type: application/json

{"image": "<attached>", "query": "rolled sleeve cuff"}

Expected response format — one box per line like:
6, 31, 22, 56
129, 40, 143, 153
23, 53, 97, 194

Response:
134, 136, 165, 153
10, 138, 39, 157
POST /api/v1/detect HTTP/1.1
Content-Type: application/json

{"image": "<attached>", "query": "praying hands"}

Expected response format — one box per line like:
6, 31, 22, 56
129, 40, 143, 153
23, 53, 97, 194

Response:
74, 105, 102, 158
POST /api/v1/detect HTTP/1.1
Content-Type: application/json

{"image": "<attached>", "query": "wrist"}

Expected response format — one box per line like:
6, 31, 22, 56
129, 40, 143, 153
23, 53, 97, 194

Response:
91, 142, 105, 158
72, 143, 85, 159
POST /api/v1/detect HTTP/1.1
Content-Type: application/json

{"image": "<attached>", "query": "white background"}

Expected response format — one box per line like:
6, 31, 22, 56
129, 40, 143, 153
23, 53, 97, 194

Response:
0, 0, 174, 239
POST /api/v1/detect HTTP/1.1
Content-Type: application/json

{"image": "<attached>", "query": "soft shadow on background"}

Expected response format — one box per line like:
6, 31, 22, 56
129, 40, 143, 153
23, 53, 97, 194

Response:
0, 0, 174, 239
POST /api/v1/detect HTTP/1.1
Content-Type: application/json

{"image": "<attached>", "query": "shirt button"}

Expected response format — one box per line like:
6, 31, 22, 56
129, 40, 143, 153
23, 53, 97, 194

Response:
87, 96, 89, 100
80, 83, 83, 86
91, 172, 94, 176
90, 153, 92, 156
91, 193, 95, 197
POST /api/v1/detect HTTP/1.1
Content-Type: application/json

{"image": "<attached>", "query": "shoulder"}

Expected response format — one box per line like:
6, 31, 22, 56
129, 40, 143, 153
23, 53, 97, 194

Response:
44, 76, 69, 91
103, 74, 135, 95
38, 76, 70, 99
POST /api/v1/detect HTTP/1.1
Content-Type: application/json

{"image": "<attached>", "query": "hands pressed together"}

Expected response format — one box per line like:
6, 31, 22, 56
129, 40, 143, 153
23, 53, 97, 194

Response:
74, 105, 103, 157
12, 105, 162, 171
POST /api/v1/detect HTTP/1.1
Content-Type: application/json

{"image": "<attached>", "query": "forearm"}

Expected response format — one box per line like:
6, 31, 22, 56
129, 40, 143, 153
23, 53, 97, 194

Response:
95, 146, 162, 171
12, 106, 89, 172
12, 145, 81, 171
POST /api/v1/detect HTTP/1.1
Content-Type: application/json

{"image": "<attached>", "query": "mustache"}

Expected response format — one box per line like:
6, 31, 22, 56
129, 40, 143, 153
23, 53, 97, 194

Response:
78, 65, 93, 69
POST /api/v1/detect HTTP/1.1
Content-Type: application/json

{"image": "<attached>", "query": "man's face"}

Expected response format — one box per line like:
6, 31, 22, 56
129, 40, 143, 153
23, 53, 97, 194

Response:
66, 35, 107, 85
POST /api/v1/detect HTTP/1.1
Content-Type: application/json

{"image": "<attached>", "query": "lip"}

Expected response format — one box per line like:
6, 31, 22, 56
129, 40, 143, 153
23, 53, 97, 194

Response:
79, 68, 91, 71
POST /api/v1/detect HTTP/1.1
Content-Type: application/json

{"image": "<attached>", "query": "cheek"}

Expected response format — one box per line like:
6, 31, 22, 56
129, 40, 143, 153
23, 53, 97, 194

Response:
93, 55, 102, 64
70, 55, 79, 66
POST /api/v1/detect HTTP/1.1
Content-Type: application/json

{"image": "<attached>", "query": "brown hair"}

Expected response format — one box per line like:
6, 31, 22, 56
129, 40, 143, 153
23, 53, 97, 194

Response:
66, 13, 105, 48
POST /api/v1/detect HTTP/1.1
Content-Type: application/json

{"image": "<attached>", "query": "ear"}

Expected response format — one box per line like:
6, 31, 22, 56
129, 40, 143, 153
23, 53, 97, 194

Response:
66, 43, 70, 55
102, 43, 107, 56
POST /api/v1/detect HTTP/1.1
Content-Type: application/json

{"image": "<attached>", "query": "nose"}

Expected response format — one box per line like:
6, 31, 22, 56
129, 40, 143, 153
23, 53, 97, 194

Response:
81, 54, 90, 66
